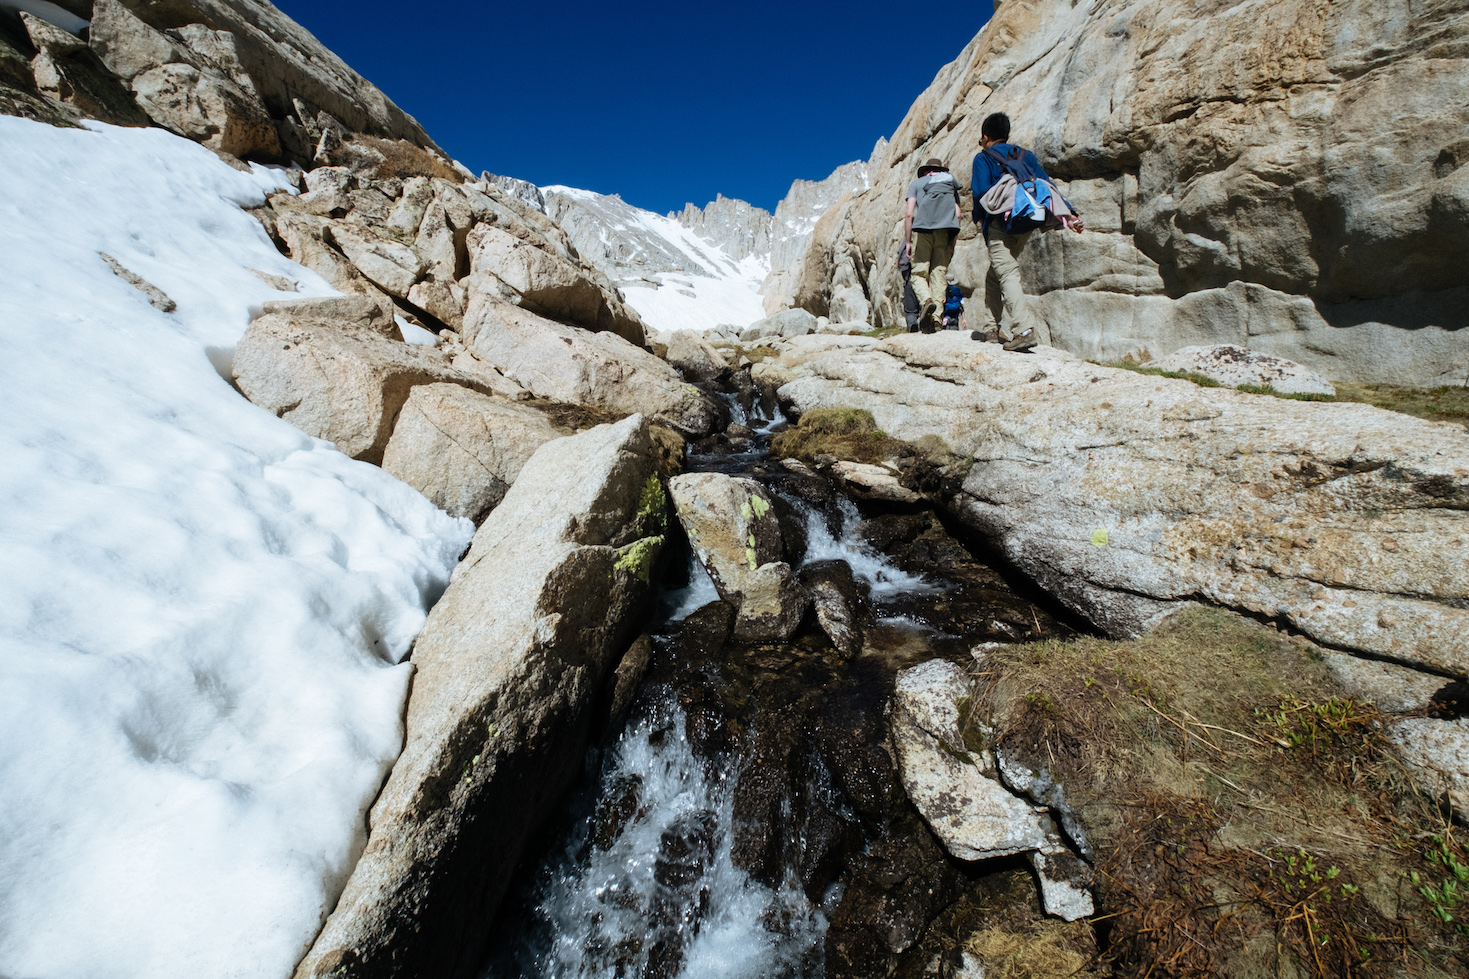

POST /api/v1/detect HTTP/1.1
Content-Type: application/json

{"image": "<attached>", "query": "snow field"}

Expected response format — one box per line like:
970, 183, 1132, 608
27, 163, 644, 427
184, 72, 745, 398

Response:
544, 186, 769, 336
0, 118, 473, 977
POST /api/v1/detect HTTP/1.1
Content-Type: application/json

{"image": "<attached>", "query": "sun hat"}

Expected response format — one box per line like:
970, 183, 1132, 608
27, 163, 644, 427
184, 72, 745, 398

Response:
946, 272, 958, 284
917, 157, 948, 176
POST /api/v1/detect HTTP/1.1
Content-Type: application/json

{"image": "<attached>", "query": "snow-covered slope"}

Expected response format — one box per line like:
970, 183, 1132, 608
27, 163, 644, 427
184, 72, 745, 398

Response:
0, 117, 472, 978
542, 161, 873, 337
544, 186, 769, 335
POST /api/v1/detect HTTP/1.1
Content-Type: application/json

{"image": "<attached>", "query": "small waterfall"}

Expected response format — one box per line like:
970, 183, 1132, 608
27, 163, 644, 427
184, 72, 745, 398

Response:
789, 494, 935, 602
654, 548, 720, 626
483, 691, 829, 979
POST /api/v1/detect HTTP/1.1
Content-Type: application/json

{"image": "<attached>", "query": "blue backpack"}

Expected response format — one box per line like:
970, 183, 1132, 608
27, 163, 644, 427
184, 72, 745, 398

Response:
979, 146, 1075, 236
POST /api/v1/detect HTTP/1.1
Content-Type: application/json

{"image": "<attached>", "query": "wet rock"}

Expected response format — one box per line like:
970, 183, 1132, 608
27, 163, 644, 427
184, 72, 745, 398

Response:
734, 561, 808, 643
726, 367, 757, 418
380, 383, 560, 523
769, 493, 810, 566
798, 559, 869, 658
826, 825, 967, 977
856, 513, 931, 552
294, 415, 664, 979
890, 869, 1097, 979
831, 459, 922, 505
665, 329, 728, 382
607, 634, 653, 724
781, 335, 1469, 673
892, 660, 1093, 920
726, 422, 753, 439
668, 472, 808, 641
589, 774, 643, 853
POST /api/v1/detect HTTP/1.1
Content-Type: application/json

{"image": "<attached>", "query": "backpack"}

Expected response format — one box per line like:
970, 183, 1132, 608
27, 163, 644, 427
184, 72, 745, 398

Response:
943, 285, 964, 316
978, 146, 1078, 237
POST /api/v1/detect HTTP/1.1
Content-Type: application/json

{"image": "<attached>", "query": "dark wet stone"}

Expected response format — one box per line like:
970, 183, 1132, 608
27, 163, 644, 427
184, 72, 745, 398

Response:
607, 634, 652, 724
825, 819, 967, 978
693, 432, 732, 454
798, 559, 870, 658
1430, 679, 1469, 719
856, 513, 932, 552
727, 368, 757, 419
589, 774, 643, 852
654, 809, 718, 889
727, 422, 754, 439
770, 493, 810, 566
890, 867, 1051, 979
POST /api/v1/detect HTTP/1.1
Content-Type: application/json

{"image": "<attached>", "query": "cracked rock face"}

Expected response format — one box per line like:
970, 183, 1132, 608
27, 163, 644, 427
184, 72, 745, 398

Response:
891, 659, 1093, 921
794, 0, 1469, 386
777, 334, 1469, 674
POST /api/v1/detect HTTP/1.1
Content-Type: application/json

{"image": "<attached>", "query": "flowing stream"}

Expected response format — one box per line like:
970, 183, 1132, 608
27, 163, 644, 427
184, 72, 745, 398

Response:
481, 382, 1071, 979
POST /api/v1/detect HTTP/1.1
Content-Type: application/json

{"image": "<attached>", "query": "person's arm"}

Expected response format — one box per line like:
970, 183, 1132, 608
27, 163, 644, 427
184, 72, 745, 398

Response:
904, 197, 916, 252
970, 152, 995, 220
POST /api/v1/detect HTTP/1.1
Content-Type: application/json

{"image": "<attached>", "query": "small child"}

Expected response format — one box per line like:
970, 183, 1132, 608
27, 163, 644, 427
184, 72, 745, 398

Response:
941, 273, 968, 331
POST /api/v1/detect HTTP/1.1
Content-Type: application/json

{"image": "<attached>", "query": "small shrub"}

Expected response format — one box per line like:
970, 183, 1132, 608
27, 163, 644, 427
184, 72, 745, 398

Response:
1236, 383, 1336, 402
1108, 361, 1221, 387
769, 407, 909, 464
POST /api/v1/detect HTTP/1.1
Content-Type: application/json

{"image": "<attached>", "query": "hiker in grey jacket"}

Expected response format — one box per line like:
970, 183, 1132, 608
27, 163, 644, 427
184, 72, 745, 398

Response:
902, 157, 962, 330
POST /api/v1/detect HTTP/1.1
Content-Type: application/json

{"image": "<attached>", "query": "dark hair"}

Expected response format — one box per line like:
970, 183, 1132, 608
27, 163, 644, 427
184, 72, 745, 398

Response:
982, 112, 1011, 143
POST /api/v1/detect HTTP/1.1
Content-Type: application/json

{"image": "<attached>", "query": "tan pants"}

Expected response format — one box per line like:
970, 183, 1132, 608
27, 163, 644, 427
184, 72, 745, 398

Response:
910, 229, 955, 310
982, 231, 1035, 337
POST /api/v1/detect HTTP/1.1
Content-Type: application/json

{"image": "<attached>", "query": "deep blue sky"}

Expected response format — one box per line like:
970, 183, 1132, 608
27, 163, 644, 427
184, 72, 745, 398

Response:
277, 1, 993, 214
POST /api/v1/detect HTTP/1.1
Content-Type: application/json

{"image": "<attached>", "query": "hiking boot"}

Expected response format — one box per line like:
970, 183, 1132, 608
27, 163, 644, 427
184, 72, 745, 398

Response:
1002, 329, 1037, 352
919, 300, 937, 331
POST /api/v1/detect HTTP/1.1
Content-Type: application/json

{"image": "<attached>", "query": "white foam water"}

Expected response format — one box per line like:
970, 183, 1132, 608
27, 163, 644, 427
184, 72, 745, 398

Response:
487, 694, 827, 979
794, 496, 936, 600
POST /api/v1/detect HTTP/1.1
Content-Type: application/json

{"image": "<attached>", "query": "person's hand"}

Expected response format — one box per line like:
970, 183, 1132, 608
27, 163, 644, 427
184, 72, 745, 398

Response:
1073, 215, 1085, 233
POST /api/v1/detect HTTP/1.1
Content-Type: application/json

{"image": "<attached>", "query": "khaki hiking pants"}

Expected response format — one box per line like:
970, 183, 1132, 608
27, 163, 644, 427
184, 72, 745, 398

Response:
910, 229, 956, 311
982, 231, 1037, 338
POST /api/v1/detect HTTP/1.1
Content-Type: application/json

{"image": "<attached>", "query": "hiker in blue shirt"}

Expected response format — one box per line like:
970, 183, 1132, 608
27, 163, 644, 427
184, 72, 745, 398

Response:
971, 112, 1083, 351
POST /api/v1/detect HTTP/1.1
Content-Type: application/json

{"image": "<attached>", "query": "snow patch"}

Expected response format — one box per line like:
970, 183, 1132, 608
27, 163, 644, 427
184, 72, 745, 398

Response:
0, 118, 472, 978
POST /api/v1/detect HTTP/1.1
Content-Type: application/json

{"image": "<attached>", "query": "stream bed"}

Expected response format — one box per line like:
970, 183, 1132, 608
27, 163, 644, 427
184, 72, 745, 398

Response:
480, 382, 1076, 979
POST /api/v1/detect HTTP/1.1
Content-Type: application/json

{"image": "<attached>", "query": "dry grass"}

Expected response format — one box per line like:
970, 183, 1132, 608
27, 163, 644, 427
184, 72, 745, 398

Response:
1334, 383, 1469, 431
964, 924, 1100, 978
351, 135, 463, 183
970, 606, 1466, 977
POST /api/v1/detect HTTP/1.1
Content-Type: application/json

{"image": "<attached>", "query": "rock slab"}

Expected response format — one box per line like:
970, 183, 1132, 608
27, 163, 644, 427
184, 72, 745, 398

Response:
667, 471, 808, 641
379, 383, 561, 523
293, 415, 666, 979
777, 333, 1469, 675
231, 296, 480, 463
891, 659, 1093, 921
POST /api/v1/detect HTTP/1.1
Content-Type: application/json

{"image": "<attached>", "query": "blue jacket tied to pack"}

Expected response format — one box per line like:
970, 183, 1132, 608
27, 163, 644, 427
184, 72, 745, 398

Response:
972, 143, 1080, 239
